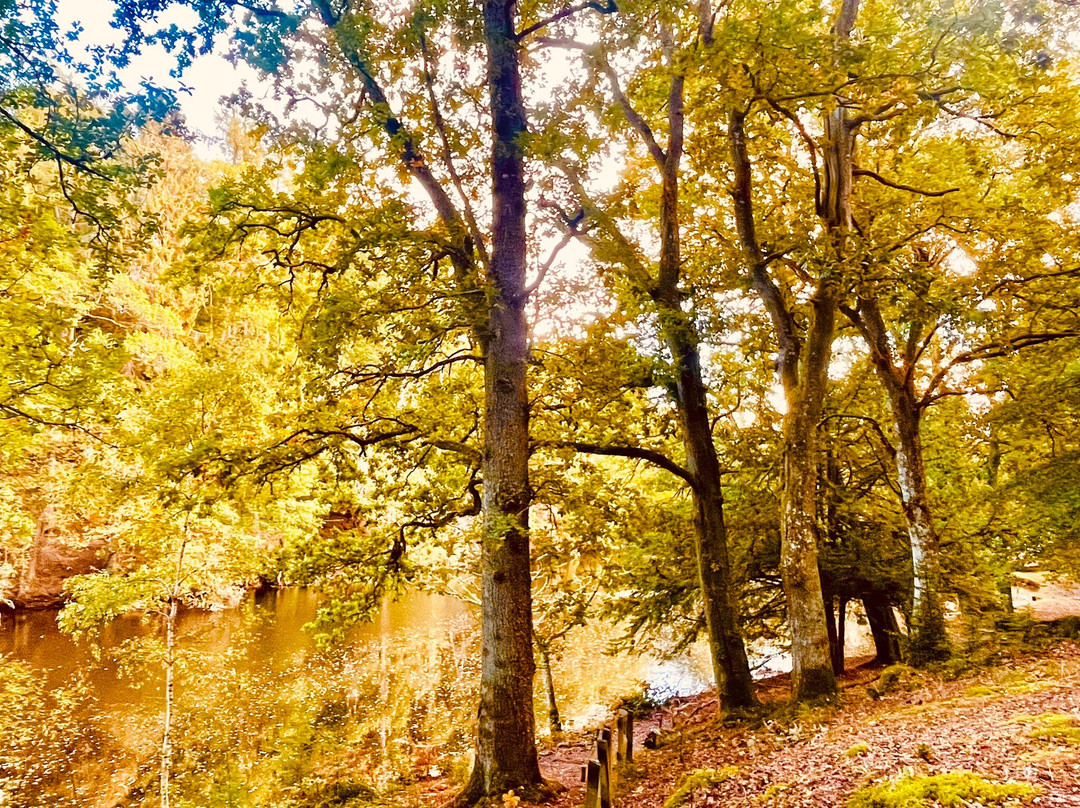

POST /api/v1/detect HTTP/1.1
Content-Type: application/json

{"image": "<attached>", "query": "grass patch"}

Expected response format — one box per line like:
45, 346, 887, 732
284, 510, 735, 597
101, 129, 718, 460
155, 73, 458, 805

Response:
848, 771, 1037, 807
1020, 713, 1080, 746
845, 742, 870, 758
662, 766, 738, 808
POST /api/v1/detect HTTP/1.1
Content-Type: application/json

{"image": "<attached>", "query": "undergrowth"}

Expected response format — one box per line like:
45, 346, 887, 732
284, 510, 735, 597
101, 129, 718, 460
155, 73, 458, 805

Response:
847, 771, 1037, 807
662, 766, 738, 808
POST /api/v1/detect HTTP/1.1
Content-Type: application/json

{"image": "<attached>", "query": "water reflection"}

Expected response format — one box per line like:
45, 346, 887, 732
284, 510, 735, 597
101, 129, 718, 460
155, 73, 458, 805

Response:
0, 590, 712, 806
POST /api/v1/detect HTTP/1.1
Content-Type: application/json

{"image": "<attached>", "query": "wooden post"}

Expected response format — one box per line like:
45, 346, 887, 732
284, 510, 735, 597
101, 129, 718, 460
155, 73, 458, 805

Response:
602, 727, 616, 791
596, 736, 612, 808
584, 760, 601, 808
624, 710, 634, 763
617, 710, 629, 762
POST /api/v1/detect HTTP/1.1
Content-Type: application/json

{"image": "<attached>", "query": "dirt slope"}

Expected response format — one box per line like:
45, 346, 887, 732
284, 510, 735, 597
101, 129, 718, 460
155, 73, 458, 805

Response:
538, 643, 1080, 808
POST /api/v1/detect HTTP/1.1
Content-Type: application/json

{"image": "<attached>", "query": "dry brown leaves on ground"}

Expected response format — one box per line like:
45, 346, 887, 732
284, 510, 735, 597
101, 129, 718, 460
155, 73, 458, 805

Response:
534, 643, 1080, 808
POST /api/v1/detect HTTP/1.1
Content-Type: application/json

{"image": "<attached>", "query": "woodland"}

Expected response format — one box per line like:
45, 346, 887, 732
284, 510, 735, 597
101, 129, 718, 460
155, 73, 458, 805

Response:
2, 0, 1080, 806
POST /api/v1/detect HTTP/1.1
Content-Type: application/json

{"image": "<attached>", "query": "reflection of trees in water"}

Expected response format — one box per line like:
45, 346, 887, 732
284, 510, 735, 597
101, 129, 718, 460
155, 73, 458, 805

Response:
0, 659, 137, 808
339, 612, 481, 786
157, 608, 483, 803
1, 594, 710, 806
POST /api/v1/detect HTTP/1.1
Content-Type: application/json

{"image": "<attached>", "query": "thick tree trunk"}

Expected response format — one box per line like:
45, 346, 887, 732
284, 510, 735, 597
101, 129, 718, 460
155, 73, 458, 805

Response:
328, 8, 541, 801
780, 395, 839, 699
863, 592, 902, 665
455, 1, 544, 802
892, 399, 949, 665
729, 106, 838, 701
676, 353, 758, 711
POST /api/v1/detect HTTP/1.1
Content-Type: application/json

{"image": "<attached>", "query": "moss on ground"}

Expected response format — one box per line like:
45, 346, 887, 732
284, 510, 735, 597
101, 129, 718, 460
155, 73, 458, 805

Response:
847, 772, 1037, 807
662, 766, 738, 808
868, 665, 925, 699
761, 782, 790, 801
1020, 713, 1080, 746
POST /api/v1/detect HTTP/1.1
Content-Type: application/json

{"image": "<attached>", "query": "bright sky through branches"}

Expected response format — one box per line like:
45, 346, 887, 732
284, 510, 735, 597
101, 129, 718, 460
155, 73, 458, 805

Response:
56, 0, 259, 142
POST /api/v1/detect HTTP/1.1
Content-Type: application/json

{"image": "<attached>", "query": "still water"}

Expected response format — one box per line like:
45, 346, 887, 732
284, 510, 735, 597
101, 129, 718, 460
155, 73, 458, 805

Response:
1, 588, 711, 716
0, 589, 711, 805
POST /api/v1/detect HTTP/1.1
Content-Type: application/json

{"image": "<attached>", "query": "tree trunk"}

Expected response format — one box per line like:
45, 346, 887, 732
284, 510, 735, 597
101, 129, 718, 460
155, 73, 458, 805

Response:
892, 398, 949, 665
780, 397, 839, 699
539, 645, 562, 734
326, 8, 541, 801
845, 296, 950, 666
160, 597, 176, 808
834, 597, 847, 676
679, 369, 758, 711
823, 582, 838, 671
455, 1, 544, 801
654, 69, 756, 712
863, 592, 902, 665
728, 105, 838, 701
723, 3, 858, 701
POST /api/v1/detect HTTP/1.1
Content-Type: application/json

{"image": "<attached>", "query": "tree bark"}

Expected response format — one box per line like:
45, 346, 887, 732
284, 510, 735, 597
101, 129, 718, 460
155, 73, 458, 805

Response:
823, 582, 838, 671
834, 597, 847, 675
316, 8, 542, 802
844, 297, 950, 665
454, 0, 545, 802
728, 107, 838, 700
892, 397, 949, 664
726, 0, 860, 697
652, 66, 756, 712
160, 596, 176, 808
676, 351, 758, 710
780, 396, 839, 698
863, 592, 902, 665
539, 644, 562, 734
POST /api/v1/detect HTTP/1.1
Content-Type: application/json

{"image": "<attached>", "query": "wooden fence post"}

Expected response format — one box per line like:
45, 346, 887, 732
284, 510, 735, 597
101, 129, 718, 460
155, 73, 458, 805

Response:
617, 710, 629, 762
602, 726, 616, 792
596, 735, 612, 808
584, 760, 601, 808
625, 710, 634, 763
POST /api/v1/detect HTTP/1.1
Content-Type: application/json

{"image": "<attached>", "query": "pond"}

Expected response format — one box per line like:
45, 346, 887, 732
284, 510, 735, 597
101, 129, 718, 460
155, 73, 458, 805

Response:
0, 589, 714, 807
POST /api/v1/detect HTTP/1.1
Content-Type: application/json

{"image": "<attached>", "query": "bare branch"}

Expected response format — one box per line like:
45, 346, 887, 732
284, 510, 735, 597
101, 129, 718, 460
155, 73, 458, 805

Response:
419, 31, 489, 270
921, 330, 1080, 407
540, 440, 696, 489
854, 167, 958, 197
524, 230, 574, 298
600, 60, 667, 167
516, 0, 617, 42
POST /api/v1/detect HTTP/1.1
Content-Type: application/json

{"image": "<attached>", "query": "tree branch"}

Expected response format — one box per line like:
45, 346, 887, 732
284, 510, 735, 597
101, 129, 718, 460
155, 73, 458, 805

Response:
600, 59, 667, 167
541, 440, 696, 489
854, 167, 959, 197
0, 106, 110, 179
515, 0, 617, 41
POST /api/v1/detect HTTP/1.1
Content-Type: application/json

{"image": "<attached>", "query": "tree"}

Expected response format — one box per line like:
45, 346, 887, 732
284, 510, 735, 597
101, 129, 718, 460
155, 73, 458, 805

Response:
101, 0, 627, 797
530, 0, 760, 711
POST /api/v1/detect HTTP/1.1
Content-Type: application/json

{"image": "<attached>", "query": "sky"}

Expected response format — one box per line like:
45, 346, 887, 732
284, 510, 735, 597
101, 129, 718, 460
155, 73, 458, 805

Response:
55, 0, 260, 142
49, 0, 620, 338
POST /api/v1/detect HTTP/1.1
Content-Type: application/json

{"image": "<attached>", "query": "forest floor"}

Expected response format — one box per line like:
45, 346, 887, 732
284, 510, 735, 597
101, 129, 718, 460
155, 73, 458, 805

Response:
404, 639, 1080, 807
510, 640, 1080, 808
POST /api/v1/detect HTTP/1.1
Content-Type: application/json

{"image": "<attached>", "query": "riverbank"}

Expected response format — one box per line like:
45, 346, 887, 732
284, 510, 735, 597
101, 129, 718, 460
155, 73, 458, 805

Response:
516, 641, 1080, 808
